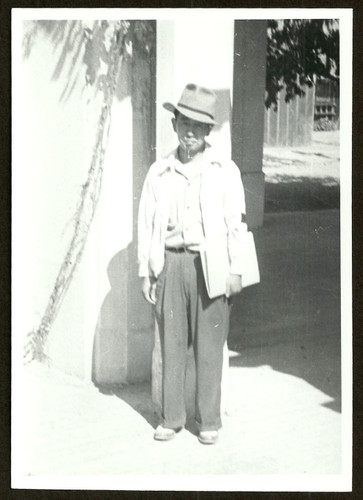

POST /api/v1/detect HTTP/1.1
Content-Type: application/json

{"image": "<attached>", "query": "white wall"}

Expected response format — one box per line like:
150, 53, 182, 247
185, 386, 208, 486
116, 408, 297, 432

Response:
13, 21, 133, 379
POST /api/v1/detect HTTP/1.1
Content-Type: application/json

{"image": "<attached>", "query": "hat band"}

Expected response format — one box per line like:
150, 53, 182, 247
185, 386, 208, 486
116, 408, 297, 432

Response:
178, 103, 214, 120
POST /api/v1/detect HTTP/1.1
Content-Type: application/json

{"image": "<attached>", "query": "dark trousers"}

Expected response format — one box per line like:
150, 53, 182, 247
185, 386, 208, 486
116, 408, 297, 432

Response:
155, 249, 231, 432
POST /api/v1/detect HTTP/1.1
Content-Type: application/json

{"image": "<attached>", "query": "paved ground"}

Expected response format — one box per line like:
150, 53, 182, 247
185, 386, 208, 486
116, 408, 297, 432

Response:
19, 208, 343, 481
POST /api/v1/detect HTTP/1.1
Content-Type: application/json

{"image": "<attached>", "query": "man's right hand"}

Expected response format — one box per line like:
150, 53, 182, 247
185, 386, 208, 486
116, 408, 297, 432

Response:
141, 276, 157, 305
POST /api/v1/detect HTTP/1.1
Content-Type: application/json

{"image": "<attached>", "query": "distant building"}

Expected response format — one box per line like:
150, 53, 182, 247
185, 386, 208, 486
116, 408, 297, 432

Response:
264, 78, 339, 147
314, 78, 339, 122
264, 86, 315, 147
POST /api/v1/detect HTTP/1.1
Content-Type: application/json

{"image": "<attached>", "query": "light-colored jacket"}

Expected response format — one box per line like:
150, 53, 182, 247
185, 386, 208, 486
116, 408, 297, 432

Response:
137, 144, 248, 278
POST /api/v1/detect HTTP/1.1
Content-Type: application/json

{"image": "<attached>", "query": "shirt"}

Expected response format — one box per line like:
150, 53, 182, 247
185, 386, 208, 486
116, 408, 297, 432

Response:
165, 155, 204, 251
138, 144, 248, 279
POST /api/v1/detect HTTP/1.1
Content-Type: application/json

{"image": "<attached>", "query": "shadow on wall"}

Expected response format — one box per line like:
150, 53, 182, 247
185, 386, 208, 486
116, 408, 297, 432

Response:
214, 88, 232, 129
91, 247, 129, 385
91, 244, 155, 389
22, 20, 129, 103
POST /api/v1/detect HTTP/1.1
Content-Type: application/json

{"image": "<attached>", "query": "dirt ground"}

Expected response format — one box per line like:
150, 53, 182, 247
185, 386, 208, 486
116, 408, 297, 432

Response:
14, 130, 346, 483
263, 130, 340, 212
18, 209, 343, 481
231, 133, 342, 413
228, 209, 341, 412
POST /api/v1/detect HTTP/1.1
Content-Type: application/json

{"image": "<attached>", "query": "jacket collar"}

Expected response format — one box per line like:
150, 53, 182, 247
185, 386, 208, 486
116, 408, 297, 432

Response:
155, 143, 223, 176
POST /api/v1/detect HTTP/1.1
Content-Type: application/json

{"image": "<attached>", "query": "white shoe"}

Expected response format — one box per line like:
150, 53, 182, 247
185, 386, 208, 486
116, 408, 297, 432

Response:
198, 430, 218, 445
154, 425, 180, 441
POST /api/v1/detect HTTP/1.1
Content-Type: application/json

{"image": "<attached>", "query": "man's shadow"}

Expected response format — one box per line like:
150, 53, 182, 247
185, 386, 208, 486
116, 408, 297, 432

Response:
90, 244, 161, 429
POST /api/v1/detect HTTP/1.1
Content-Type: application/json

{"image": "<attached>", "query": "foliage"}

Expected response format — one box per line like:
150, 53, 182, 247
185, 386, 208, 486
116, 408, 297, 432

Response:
265, 19, 340, 109
125, 20, 156, 56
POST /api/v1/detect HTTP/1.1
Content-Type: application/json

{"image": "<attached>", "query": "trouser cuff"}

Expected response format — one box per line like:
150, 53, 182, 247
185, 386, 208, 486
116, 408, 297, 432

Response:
161, 417, 186, 430
195, 419, 222, 432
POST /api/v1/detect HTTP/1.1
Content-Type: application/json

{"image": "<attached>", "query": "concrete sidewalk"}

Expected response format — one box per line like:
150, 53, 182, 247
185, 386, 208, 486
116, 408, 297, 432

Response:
19, 209, 343, 479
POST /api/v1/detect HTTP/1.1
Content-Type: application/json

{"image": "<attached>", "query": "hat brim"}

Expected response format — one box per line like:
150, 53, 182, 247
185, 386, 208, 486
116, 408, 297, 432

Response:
163, 102, 217, 125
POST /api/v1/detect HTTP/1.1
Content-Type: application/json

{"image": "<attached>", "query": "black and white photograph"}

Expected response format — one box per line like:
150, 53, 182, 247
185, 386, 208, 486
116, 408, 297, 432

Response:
11, 8, 352, 492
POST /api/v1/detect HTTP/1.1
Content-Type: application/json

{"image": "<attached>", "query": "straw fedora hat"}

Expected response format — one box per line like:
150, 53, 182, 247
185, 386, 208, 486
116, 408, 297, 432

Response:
163, 83, 217, 125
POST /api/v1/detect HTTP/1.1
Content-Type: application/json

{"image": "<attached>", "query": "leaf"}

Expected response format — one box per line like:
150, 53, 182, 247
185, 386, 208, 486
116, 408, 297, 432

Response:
265, 19, 339, 109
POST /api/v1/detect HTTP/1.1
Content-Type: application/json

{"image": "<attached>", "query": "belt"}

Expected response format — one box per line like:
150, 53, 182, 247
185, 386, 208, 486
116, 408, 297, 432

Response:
166, 246, 200, 254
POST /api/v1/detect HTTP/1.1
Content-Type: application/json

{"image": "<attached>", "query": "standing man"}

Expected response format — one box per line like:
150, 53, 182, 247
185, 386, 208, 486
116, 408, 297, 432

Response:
138, 83, 248, 444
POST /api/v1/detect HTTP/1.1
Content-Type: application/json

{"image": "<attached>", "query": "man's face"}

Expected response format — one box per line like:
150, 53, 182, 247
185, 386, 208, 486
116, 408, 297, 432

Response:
172, 113, 212, 156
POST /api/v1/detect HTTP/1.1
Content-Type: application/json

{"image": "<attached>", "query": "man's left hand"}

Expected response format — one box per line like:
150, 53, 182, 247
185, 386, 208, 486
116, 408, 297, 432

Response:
226, 274, 242, 298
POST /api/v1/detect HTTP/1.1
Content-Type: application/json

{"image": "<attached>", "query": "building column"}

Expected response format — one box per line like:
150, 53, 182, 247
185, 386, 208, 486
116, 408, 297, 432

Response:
232, 20, 267, 229
91, 23, 157, 386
